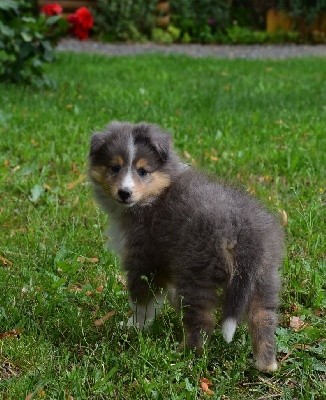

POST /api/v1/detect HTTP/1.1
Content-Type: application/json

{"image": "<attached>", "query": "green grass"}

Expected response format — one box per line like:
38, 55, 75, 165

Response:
0, 52, 325, 399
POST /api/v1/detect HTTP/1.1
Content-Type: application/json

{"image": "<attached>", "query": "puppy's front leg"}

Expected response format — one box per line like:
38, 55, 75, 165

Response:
126, 264, 165, 329
127, 293, 165, 329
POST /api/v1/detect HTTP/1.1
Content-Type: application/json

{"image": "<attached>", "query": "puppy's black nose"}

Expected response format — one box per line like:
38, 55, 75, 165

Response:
118, 189, 132, 202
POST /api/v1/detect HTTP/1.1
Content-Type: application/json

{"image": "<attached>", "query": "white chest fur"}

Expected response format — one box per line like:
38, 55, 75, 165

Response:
106, 217, 126, 257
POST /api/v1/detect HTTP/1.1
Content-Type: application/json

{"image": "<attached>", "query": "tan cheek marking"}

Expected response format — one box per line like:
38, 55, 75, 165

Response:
135, 158, 149, 169
89, 166, 115, 195
148, 172, 171, 196
133, 172, 171, 201
112, 155, 124, 167
89, 166, 107, 185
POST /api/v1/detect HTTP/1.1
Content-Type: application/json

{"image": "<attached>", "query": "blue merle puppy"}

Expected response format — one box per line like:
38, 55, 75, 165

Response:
89, 121, 284, 372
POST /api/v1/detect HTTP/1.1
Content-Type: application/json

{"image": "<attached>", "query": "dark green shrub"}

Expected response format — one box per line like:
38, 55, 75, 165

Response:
170, 0, 230, 43
0, 0, 66, 85
94, 0, 157, 41
275, 0, 326, 41
277, 0, 325, 22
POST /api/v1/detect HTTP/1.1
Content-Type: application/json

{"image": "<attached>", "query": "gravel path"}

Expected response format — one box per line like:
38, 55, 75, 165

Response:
57, 38, 326, 59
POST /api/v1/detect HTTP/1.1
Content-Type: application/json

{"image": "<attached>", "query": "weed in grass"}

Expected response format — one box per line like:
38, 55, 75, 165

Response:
0, 53, 325, 399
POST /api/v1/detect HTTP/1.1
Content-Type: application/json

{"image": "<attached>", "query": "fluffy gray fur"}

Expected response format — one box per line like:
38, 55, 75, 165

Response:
89, 121, 284, 372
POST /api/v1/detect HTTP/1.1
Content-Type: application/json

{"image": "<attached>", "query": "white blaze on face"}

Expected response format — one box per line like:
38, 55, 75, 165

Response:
121, 134, 136, 192
121, 171, 134, 191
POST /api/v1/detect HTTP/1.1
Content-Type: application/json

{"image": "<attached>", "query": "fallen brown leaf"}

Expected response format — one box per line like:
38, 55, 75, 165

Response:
66, 174, 86, 190
96, 285, 104, 293
12, 165, 21, 172
183, 150, 192, 160
31, 139, 39, 147
314, 308, 324, 317
0, 359, 21, 380
69, 284, 83, 293
279, 209, 288, 227
71, 162, 79, 174
0, 329, 22, 340
10, 227, 28, 237
94, 310, 116, 327
0, 255, 13, 267
289, 316, 305, 331
200, 377, 214, 396
117, 274, 127, 288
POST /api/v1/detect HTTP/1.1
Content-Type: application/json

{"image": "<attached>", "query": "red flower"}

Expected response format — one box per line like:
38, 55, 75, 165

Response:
71, 25, 90, 40
67, 7, 93, 40
41, 3, 63, 16
75, 7, 94, 30
67, 13, 77, 24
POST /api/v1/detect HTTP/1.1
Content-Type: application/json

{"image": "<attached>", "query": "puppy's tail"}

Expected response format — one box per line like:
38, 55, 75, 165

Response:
221, 256, 256, 343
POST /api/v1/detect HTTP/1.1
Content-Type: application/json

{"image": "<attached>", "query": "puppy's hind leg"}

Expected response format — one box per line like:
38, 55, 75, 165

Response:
177, 280, 217, 354
247, 278, 280, 372
221, 267, 255, 343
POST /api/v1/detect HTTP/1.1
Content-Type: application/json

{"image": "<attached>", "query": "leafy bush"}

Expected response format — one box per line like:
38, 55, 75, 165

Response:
0, 0, 65, 85
170, 0, 230, 43
94, 0, 158, 41
152, 26, 181, 44
274, 0, 326, 41
223, 24, 300, 44
276, 0, 325, 21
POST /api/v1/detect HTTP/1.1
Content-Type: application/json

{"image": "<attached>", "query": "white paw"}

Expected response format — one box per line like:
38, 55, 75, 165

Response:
127, 316, 139, 328
256, 359, 278, 373
221, 318, 237, 343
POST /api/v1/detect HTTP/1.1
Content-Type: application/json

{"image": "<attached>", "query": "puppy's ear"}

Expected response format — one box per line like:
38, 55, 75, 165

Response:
90, 132, 107, 157
150, 128, 171, 162
135, 124, 172, 162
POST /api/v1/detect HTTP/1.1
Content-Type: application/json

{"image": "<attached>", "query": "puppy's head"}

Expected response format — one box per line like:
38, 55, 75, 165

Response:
89, 122, 172, 207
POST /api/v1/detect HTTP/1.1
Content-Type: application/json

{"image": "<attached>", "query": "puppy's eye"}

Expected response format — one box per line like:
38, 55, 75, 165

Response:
138, 168, 148, 177
111, 165, 121, 174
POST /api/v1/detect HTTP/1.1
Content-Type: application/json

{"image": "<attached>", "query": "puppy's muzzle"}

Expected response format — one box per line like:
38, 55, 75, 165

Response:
118, 189, 132, 203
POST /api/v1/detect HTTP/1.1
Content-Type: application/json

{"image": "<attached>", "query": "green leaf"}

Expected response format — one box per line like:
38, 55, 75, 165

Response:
22, 17, 37, 24
41, 40, 54, 62
19, 41, 33, 59
21, 31, 32, 42
0, 21, 15, 37
0, 0, 18, 12
312, 358, 326, 372
46, 15, 62, 26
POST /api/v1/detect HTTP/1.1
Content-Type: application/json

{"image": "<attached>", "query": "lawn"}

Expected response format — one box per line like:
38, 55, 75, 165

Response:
0, 52, 325, 399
